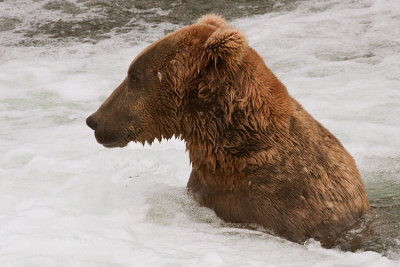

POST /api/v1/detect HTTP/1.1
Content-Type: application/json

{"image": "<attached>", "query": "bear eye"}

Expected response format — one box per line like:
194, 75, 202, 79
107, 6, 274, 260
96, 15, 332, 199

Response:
129, 71, 141, 86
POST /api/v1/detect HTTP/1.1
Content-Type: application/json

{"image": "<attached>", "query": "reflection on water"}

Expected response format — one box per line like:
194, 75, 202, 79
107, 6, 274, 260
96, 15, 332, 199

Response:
331, 204, 399, 259
341, 156, 400, 259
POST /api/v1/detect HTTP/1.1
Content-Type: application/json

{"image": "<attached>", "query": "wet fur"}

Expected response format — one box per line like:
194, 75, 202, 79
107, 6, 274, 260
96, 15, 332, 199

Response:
88, 14, 370, 244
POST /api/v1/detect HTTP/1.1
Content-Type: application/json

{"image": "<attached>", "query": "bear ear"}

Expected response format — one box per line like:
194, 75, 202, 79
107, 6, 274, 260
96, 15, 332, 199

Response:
197, 14, 227, 28
204, 26, 248, 68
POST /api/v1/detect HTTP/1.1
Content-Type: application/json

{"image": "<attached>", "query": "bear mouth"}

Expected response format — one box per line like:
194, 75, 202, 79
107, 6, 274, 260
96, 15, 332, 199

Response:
101, 139, 129, 148
95, 132, 132, 148
94, 126, 142, 148
97, 130, 141, 148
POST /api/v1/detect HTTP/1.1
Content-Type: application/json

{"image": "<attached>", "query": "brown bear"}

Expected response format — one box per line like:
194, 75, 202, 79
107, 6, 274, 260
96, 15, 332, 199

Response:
86, 14, 370, 245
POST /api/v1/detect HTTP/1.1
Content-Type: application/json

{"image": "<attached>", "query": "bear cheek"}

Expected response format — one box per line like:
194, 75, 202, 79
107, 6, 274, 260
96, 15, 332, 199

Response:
127, 112, 144, 140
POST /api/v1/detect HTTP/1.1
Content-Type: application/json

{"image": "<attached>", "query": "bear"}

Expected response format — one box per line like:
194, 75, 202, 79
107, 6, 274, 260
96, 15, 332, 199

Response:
86, 14, 370, 245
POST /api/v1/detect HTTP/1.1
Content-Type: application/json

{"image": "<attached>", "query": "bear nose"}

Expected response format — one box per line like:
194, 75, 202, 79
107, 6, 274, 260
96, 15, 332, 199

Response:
86, 115, 98, 130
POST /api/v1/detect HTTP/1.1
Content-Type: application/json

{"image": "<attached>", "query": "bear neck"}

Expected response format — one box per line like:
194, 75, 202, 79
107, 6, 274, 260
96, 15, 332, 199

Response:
180, 56, 293, 190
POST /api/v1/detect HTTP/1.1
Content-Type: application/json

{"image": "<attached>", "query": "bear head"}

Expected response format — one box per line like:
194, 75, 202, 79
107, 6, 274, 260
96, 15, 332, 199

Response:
86, 14, 248, 148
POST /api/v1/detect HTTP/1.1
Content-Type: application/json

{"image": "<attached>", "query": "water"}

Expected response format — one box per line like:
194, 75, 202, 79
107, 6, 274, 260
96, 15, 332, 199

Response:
0, 0, 399, 266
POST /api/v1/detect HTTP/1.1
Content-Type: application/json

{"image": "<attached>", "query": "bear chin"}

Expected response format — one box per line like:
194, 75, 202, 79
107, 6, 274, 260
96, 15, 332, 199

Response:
96, 136, 130, 148
101, 141, 129, 148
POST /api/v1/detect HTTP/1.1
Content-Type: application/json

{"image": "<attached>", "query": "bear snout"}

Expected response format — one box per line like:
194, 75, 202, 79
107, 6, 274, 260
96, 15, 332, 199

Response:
86, 111, 131, 148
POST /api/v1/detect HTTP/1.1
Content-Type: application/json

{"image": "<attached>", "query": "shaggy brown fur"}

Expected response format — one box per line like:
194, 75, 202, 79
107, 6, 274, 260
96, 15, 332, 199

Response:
86, 14, 370, 244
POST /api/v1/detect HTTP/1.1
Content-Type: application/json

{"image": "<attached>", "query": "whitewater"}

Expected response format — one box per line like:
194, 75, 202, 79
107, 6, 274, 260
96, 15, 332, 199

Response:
0, 0, 399, 266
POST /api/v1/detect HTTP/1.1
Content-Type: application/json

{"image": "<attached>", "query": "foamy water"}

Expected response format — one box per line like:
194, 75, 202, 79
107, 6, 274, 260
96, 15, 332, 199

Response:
0, 0, 399, 266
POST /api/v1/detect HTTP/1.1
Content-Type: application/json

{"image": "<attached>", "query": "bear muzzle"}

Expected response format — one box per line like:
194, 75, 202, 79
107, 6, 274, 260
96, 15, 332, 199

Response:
86, 112, 130, 148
